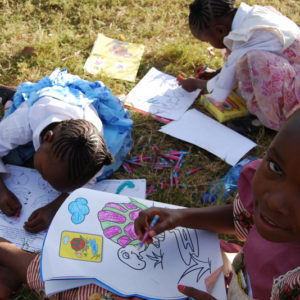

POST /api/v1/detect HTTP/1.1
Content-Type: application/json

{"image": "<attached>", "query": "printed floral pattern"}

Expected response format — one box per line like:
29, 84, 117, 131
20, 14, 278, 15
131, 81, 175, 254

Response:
236, 34, 300, 131
234, 210, 254, 232
275, 283, 300, 300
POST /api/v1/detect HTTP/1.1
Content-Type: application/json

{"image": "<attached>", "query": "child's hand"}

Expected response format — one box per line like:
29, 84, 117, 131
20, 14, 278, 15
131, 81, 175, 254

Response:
0, 188, 22, 216
194, 67, 220, 80
179, 78, 207, 92
134, 207, 183, 244
24, 193, 68, 233
24, 205, 52, 233
178, 285, 217, 300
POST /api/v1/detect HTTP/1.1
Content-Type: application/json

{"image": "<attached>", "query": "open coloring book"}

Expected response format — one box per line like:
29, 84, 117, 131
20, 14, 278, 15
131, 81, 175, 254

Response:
0, 165, 146, 252
41, 188, 226, 299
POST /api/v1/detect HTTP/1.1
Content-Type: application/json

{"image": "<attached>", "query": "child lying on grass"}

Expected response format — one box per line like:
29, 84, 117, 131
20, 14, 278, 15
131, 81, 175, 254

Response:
0, 69, 133, 233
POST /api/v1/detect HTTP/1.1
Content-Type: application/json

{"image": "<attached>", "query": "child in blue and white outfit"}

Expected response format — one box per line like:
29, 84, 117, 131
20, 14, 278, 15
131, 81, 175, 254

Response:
0, 69, 133, 233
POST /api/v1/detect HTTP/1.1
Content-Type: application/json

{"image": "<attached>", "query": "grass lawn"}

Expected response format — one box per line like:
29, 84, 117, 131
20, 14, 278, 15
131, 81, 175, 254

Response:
0, 0, 299, 299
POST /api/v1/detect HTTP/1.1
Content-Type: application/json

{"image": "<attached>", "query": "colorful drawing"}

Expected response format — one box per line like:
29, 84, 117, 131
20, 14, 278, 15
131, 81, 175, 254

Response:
59, 231, 103, 262
97, 197, 211, 280
41, 189, 226, 299
125, 67, 199, 121
84, 33, 144, 82
68, 198, 90, 224
98, 197, 147, 247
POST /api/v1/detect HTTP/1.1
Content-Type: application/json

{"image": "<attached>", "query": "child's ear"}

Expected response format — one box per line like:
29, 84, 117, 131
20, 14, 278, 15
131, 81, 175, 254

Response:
214, 24, 230, 38
43, 130, 55, 143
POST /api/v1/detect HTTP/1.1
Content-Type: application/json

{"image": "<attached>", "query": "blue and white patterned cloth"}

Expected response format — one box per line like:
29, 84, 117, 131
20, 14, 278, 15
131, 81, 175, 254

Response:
4, 69, 133, 181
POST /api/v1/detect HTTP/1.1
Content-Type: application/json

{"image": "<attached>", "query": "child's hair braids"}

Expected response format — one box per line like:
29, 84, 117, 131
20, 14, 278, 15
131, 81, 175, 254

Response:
189, 0, 236, 32
51, 119, 113, 186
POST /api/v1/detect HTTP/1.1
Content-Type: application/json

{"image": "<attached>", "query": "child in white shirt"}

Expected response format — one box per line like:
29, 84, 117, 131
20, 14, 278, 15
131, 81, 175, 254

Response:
0, 69, 132, 233
180, 0, 300, 131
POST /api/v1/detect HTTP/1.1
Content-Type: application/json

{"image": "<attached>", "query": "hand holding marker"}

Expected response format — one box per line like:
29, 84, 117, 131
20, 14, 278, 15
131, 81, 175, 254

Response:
137, 215, 159, 250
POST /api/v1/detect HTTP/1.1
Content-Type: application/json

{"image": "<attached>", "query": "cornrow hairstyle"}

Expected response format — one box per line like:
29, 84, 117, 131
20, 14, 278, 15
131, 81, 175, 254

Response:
51, 119, 113, 187
189, 0, 236, 32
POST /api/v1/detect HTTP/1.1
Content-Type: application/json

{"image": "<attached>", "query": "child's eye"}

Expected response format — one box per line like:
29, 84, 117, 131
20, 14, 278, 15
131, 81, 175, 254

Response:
268, 160, 282, 175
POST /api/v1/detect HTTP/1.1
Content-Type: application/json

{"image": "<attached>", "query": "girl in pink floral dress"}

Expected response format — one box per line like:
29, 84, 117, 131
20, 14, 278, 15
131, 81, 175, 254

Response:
180, 0, 300, 131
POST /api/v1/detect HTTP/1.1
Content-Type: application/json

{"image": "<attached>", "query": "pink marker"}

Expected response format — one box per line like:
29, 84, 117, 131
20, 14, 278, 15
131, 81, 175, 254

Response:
147, 185, 156, 195
185, 167, 203, 176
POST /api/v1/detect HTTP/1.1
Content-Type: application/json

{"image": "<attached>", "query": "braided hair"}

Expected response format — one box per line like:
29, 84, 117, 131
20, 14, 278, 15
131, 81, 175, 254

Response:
189, 0, 236, 32
50, 119, 113, 187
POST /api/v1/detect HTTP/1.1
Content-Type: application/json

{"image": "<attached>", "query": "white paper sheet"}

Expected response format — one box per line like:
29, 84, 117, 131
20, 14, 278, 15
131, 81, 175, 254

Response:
91, 179, 146, 199
125, 67, 200, 120
159, 109, 257, 166
42, 188, 226, 300
0, 165, 146, 252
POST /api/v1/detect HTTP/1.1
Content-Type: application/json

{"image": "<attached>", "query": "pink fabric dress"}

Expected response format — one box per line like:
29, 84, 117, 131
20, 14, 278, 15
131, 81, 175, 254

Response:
236, 34, 300, 131
232, 160, 300, 299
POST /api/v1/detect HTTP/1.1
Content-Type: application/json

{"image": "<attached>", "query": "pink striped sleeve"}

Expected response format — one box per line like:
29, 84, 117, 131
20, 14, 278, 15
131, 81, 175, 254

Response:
233, 193, 254, 241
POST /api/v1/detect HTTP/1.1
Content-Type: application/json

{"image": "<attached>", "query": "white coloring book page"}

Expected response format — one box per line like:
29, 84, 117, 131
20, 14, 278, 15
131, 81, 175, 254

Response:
125, 67, 200, 120
41, 188, 226, 300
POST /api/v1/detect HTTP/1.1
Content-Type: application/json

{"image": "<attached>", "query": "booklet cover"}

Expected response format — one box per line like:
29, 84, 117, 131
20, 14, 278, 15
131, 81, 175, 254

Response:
200, 90, 247, 123
41, 188, 226, 300
84, 33, 145, 82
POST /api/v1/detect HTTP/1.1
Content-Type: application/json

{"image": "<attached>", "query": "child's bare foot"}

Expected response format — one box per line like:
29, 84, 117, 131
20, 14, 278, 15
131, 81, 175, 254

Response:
0, 265, 21, 300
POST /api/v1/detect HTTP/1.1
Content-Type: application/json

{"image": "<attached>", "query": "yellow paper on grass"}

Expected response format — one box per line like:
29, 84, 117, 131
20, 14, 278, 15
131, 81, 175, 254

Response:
200, 89, 247, 122
84, 33, 145, 82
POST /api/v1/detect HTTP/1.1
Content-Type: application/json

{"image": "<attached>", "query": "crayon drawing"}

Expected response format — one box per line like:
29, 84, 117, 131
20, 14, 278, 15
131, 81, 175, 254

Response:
98, 198, 211, 283
42, 189, 226, 300
68, 198, 90, 225
125, 67, 200, 120
59, 231, 103, 262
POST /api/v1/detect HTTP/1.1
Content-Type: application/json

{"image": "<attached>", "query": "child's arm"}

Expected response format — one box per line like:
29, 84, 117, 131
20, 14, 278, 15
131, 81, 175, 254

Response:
134, 205, 234, 244
194, 67, 221, 80
179, 78, 207, 92
0, 176, 22, 216
0, 102, 33, 216
24, 193, 68, 233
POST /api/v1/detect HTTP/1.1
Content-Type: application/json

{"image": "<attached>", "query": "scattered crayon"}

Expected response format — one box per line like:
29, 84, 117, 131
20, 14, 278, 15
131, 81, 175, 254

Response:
170, 174, 174, 188
147, 185, 156, 195
185, 167, 203, 176
174, 172, 179, 187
